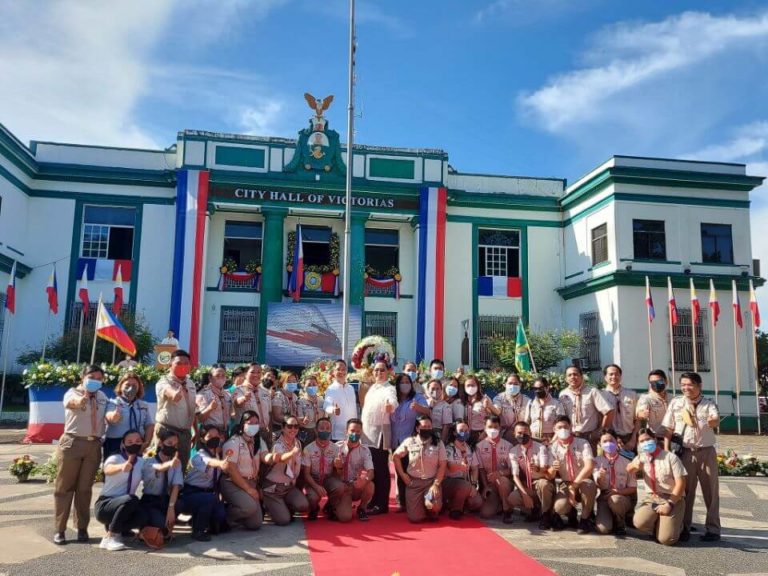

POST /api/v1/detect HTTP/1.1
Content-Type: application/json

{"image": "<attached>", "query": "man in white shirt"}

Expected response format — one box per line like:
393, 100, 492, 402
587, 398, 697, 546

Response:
161, 330, 179, 348
323, 359, 358, 441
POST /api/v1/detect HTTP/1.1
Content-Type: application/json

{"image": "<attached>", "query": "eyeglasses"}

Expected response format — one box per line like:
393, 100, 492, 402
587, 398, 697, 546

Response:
284, 424, 299, 429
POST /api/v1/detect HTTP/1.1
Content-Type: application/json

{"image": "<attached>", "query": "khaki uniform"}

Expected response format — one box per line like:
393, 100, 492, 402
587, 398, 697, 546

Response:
221, 435, 266, 530
601, 386, 638, 441
429, 399, 454, 432
155, 374, 196, 469
54, 388, 107, 534
508, 441, 554, 515
196, 385, 232, 433
232, 384, 273, 447
272, 389, 299, 427
297, 395, 323, 444
332, 441, 375, 521
636, 391, 669, 435
525, 396, 565, 442
631, 449, 687, 545
263, 436, 308, 525
493, 392, 531, 441
558, 386, 613, 445
592, 454, 636, 533
549, 437, 597, 519
662, 396, 720, 535
444, 443, 482, 512
462, 397, 491, 433
301, 441, 344, 515
473, 437, 514, 518
395, 436, 447, 522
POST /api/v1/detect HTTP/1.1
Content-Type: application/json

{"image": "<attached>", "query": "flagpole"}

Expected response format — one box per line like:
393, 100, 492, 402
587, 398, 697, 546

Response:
76, 307, 85, 364
750, 280, 761, 435
733, 280, 741, 435
0, 311, 12, 418
340, 0, 356, 362
90, 293, 103, 365
41, 308, 52, 362
710, 293, 720, 433
526, 326, 538, 375
691, 280, 698, 372
646, 276, 654, 370
668, 277, 677, 396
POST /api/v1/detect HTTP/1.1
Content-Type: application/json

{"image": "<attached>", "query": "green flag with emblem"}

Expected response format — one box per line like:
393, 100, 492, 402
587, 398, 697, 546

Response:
514, 319, 532, 373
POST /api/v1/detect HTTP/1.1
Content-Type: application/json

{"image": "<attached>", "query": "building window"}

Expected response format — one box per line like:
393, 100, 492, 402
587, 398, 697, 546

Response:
224, 221, 263, 269
671, 308, 709, 371
476, 314, 519, 369
364, 311, 397, 355
633, 220, 666, 260
701, 223, 733, 264
81, 205, 135, 259
218, 306, 259, 363
365, 229, 399, 273
301, 226, 332, 267
578, 312, 601, 371
591, 223, 608, 266
478, 229, 520, 277
67, 301, 132, 332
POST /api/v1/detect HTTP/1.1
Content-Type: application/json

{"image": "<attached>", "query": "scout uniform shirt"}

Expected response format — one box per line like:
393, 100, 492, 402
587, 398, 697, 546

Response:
631, 449, 687, 498
429, 399, 454, 431
661, 396, 719, 449
525, 395, 565, 438
548, 437, 593, 482
155, 374, 196, 431
510, 441, 549, 485
636, 391, 669, 433
463, 396, 491, 432
601, 386, 638, 437
222, 435, 265, 480
297, 395, 323, 429
101, 453, 144, 498
558, 385, 613, 434
493, 392, 531, 429
301, 440, 340, 483
445, 443, 475, 480
63, 387, 108, 438
473, 437, 513, 476
196, 385, 232, 431
395, 436, 447, 480
106, 396, 154, 440
272, 389, 299, 421
186, 449, 222, 490
232, 384, 272, 426
335, 441, 374, 483
265, 436, 303, 485
140, 455, 184, 496
593, 454, 636, 492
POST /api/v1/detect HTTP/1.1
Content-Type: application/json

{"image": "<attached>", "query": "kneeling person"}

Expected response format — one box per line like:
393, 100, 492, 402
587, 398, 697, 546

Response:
332, 418, 375, 522
302, 417, 343, 520
443, 419, 482, 519
508, 421, 555, 528
475, 415, 515, 523
593, 428, 637, 536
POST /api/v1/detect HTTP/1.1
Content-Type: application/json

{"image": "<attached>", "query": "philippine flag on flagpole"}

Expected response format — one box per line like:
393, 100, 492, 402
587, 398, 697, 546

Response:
732, 279, 743, 329
5, 261, 16, 314
95, 300, 137, 356
645, 276, 655, 323
78, 268, 90, 317
288, 224, 304, 302
112, 266, 124, 316
690, 278, 701, 326
46, 265, 58, 314
749, 279, 760, 328
709, 279, 720, 327
667, 276, 678, 326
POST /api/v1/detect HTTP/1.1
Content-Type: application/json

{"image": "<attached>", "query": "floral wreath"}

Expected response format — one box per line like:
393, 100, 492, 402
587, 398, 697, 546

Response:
220, 257, 238, 274
286, 231, 340, 275
351, 335, 395, 370
364, 264, 401, 282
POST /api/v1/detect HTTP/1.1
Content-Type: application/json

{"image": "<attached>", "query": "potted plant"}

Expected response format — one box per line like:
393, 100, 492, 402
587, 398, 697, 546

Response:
9, 455, 36, 483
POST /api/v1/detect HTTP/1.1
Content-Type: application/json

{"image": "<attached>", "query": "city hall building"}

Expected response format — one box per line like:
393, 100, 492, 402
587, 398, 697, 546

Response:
0, 97, 764, 429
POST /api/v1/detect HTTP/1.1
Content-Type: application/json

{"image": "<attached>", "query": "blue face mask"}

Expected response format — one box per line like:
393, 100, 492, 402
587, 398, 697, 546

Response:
84, 378, 102, 393
286, 383, 298, 393
317, 430, 332, 441
456, 431, 470, 442
406, 371, 418, 383
507, 384, 521, 396
446, 385, 458, 397
306, 386, 318, 396
431, 369, 444, 380
640, 440, 657, 454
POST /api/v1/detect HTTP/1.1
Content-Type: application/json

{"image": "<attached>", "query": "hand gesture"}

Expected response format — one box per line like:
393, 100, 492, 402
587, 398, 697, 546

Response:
483, 397, 493, 410
410, 401, 418, 411
209, 397, 218, 410
552, 459, 561, 472
79, 396, 88, 410
302, 415, 310, 425
111, 410, 122, 423
334, 403, 340, 416
637, 406, 650, 420
172, 387, 184, 403
385, 399, 394, 414
122, 460, 134, 473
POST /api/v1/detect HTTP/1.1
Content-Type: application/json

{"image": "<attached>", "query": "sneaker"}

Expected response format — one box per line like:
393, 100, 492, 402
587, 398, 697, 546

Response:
357, 507, 370, 522
77, 529, 90, 543
577, 519, 592, 534
700, 532, 721, 542
103, 536, 126, 551
53, 532, 67, 545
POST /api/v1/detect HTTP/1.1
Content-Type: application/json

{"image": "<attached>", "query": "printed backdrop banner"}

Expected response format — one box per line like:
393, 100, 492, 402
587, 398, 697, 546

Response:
265, 303, 362, 366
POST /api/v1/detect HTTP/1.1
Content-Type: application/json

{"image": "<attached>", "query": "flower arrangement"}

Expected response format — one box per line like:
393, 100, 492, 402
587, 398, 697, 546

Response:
220, 257, 238, 274
9, 455, 36, 482
364, 265, 401, 281
717, 450, 766, 476
245, 261, 262, 274
22, 362, 165, 388
470, 368, 590, 395
301, 358, 336, 396
351, 336, 395, 371
286, 231, 340, 273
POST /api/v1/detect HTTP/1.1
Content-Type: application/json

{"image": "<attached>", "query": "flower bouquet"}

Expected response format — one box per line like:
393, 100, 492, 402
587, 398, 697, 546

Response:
9, 455, 36, 482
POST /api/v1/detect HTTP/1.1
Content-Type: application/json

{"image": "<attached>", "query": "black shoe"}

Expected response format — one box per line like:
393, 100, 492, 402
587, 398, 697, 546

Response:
502, 511, 514, 524
577, 519, 592, 534
53, 532, 67, 545
551, 514, 565, 531
700, 532, 721, 542
357, 507, 369, 522
525, 508, 541, 522
77, 529, 89, 543
567, 509, 579, 529
449, 510, 463, 520
366, 505, 387, 516
690, 525, 698, 532
679, 528, 690, 542
121, 529, 136, 538
191, 531, 211, 542
615, 526, 627, 537
538, 514, 552, 530
307, 510, 318, 521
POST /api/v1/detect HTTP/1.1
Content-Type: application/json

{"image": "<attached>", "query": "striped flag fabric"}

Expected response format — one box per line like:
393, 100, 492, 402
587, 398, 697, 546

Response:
78, 268, 90, 317
667, 276, 678, 326
288, 224, 304, 302
112, 266, 124, 316
732, 279, 743, 329
46, 264, 58, 314
690, 278, 701, 325
477, 276, 522, 298
749, 279, 760, 328
709, 279, 720, 326
95, 300, 137, 356
5, 261, 16, 314
645, 275, 655, 322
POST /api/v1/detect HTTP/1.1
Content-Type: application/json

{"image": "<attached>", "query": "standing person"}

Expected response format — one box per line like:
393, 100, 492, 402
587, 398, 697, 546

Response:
592, 428, 637, 535
601, 365, 638, 451
627, 428, 687, 546
323, 359, 358, 442
262, 416, 309, 525
508, 421, 555, 528
297, 375, 323, 445
475, 415, 515, 523
391, 372, 430, 512
95, 429, 147, 551
333, 418, 375, 522
154, 349, 196, 470
558, 364, 614, 450
53, 364, 108, 545
360, 360, 398, 515
525, 376, 565, 443
461, 375, 494, 444
161, 330, 179, 347
443, 419, 482, 519
428, 358, 446, 383
104, 373, 154, 459
232, 363, 273, 448
220, 411, 266, 531
548, 415, 597, 534
662, 372, 721, 542
491, 373, 531, 443
140, 428, 183, 543
403, 361, 422, 394
117, 355, 138, 369
393, 415, 447, 524
637, 370, 671, 439
426, 378, 454, 442
228, 366, 246, 394
301, 417, 343, 520
272, 371, 300, 438
196, 364, 232, 436
444, 376, 463, 423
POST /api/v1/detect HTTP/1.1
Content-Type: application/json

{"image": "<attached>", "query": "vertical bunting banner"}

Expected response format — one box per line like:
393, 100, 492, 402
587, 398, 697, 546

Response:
169, 169, 210, 364
416, 186, 447, 363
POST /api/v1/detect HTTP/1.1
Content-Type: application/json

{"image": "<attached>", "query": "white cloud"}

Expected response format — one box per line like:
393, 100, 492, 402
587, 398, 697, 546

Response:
240, 100, 286, 135
684, 122, 768, 162
475, 0, 596, 25
519, 11, 768, 133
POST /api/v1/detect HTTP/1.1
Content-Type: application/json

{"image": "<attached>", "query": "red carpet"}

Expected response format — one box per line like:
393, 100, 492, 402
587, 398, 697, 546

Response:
305, 468, 554, 576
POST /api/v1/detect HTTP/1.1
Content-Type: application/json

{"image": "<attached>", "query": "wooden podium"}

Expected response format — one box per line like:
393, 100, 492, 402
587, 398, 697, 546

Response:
154, 344, 177, 370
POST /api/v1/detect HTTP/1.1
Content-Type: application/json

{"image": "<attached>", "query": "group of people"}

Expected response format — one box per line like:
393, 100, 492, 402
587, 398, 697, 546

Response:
51, 351, 721, 552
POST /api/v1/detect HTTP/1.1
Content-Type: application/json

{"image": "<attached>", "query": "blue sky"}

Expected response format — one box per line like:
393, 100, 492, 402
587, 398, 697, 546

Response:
1, 0, 766, 306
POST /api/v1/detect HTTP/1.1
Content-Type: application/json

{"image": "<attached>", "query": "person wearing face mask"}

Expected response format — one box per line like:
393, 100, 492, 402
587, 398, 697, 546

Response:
297, 375, 324, 444
393, 415, 447, 523
390, 373, 430, 512
491, 373, 531, 443
333, 418, 375, 521
403, 361, 422, 394
139, 428, 184, 543
176, 425, 229, 541
53, 364, 109, 545
637, 370, 670, 439
154, 349, 197, 471
592, 428, 637, 536
444, 376, 463, 422
105, 374, 154, 460
442, 419, 482, 519
426, 379, 453, 443
301, 417, 344, 520
262, 416, 309, 525
221, 411, 267, 531
508, 421, 555, 529
627, 427, 687, 545
428, 358, 446, 385
461, 375, 493, 444
600, 364, 639, 452
232, 363, 274, 449
475, 415, 515, 523
95, 429, 148, 551
661, 372, 720, 542
524, 377, 565, 443
558, 364, 614, 452
547, 415, 597, 534
196, 364, 232, 437
272, 371, 300, 439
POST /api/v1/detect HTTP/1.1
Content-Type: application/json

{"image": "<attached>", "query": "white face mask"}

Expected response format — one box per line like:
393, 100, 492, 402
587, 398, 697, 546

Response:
485, 428, 500, 439
555, 428, 571, 441
465, 386, 478, 396
431, 369, 444, 379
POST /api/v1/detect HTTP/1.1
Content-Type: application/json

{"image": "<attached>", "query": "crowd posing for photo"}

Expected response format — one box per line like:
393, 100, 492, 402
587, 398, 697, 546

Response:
51, 351, 720, 551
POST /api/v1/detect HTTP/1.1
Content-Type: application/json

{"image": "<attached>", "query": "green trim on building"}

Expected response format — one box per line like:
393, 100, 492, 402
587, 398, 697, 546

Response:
256, 206, 288, 361
64, 202, 85, 330
448, 190, 561, 212
129, 204, 143, 311
588, 260, 612, 272
447, 215, 561, 228
368, 157, 416, 180
214, 146, 266, 169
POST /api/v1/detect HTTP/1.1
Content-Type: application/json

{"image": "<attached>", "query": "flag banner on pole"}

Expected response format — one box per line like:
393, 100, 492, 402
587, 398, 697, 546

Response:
76, 258, 132, 282
514, 319, 532, 373
690, 278, 701, 325
733, 280, 743, 329
5, 261, 16, 314
78, 268, 90, 317
750, 279, 761, 328
645, 276, 655, 322
95, 300, 137, 356
112, 266, 124, 316
477, 276, 522, 298
288, 224, 304, 301
46, 264, 58, 314
667, 276, 678, 326
709, 279, 720, 326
